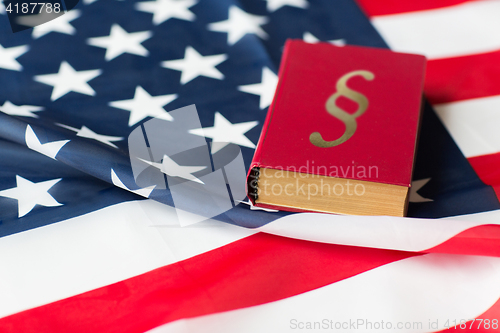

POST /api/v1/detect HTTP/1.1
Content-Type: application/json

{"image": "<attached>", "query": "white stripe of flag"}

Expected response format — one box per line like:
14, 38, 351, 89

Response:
0, 199, 255, 318
148, 253, 500, 333
434, 94, 500, 158
371, 1, 500, 60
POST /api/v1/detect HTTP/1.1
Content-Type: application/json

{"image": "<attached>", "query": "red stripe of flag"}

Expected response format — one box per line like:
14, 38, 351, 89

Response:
424, 225, 500, 258
425, 50, 500, 105
468, 153, 500, 199
0, 233, 418, 333
355, 0, 473, 17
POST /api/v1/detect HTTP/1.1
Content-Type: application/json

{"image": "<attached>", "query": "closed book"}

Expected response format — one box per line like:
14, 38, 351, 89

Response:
246, 40, 426, 216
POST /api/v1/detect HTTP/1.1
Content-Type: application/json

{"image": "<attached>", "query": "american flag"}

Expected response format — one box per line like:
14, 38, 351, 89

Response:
0, 0, 500, 332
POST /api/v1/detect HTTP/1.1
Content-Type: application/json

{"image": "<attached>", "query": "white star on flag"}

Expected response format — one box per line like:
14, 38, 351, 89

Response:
189, 112, 258, 153
25, 125, 70, 160
303, 32, 346, 46
410, 178, 434, 203
265, 0, 308, 12
34, 61, 102, 101
208, 6, 268, 45
0, 101, 43, 118
109, 86, 177, 126
0, 175, 63, 218
138, 154, 207, 184
135, 0, 197, 25
161, 46, 227, 84
111, 169, 155, 198
0, 43, 29, 71
87, 24, 152, 61
238, 67, 278, 109
17, 10, 81, 39
57, 124, 124, 148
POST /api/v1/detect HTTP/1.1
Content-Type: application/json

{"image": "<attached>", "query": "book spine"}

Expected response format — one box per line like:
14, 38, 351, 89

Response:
246, 39, 295, 204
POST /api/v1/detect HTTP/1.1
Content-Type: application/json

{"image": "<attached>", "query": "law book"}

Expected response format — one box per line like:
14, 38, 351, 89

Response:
246, 40, 427, 217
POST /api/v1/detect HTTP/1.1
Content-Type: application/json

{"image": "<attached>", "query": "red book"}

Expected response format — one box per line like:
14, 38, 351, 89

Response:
247, 40, 426, 216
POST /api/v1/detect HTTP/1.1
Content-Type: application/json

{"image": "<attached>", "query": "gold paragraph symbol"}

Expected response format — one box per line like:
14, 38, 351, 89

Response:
310, 70, 375, 148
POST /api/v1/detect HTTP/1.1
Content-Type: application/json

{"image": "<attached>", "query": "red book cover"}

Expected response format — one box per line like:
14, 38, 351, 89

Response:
247, 40, 426, 212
